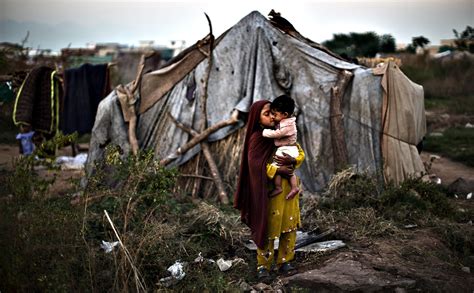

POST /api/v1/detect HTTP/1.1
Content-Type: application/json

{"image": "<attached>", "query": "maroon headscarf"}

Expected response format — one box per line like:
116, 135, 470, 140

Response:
234, 100, 276, 249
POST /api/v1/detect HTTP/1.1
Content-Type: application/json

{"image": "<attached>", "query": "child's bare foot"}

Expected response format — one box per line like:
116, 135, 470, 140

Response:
286, 187, 299, 200
269, 187, 283, 197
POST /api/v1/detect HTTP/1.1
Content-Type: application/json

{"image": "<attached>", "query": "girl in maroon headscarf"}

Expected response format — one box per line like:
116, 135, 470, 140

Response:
234, 99, 305, 281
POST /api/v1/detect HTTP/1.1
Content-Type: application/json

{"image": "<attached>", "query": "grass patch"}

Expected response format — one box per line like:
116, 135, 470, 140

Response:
424, 127, 474, 167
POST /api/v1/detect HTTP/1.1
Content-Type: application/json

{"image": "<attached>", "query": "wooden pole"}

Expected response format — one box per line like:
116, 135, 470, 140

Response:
330, 70, 353, 171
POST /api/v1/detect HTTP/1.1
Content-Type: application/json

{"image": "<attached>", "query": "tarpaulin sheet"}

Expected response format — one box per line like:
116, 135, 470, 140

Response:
374, 61, 426, 184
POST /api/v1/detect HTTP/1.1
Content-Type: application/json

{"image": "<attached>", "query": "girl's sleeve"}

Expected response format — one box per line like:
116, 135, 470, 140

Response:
266, 162, 278, 179
262, 127, 290, 139
295, 143, 305, 169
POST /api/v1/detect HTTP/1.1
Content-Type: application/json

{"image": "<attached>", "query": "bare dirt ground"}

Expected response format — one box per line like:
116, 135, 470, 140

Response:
0, 144, 84, 196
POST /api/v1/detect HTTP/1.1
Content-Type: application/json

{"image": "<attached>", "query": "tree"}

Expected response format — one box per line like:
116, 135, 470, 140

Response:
453, 25, 474, 53
322, 31, 393, 58
379, 34, 396, 53
411, 36, 430, 51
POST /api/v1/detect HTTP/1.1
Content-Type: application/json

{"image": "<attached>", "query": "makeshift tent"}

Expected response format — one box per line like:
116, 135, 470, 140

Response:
84, 11, 426, 195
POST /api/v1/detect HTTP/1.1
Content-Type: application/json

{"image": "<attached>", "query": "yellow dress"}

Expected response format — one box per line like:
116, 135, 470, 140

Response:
257, 144, 305, 270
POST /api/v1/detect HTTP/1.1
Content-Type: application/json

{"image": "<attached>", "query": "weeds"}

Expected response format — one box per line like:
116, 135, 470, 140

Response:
81, 146, 246, 291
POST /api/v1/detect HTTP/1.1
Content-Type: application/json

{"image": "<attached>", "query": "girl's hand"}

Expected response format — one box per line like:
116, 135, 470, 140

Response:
274, 152, 296, 166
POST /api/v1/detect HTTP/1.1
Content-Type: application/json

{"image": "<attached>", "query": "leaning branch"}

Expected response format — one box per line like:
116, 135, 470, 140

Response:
330, 70, 353, 171
160, 111, 238, 166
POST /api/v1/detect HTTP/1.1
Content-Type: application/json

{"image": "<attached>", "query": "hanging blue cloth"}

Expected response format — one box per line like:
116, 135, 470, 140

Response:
16, 131, 35, 155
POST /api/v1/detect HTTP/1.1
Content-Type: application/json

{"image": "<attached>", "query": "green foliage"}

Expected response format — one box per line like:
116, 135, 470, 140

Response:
379, 34, 396, 53
424, 127, 474, 167
322, 31, 395, 58
453, 25, 474, 53
411, 35, 430, 50
438, 45, 454, 53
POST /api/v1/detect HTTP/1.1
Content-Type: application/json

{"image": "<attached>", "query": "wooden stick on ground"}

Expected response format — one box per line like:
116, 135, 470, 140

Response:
330, 70, 353, 171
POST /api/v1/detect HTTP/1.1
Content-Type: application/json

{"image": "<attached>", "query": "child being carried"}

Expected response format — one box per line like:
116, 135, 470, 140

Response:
263, 94, 300, 199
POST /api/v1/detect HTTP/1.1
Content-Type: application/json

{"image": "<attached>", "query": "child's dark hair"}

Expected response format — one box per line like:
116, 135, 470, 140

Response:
271, 94, 295, 116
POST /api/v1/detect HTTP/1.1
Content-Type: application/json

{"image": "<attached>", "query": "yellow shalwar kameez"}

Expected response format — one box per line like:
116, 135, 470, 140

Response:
257, 144, 305, 270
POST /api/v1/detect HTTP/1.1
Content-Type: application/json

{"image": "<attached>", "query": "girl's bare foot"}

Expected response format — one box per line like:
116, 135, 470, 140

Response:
286, 187, 299, 200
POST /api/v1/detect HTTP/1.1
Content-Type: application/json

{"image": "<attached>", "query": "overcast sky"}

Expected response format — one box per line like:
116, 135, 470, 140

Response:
0, 0, 472, 51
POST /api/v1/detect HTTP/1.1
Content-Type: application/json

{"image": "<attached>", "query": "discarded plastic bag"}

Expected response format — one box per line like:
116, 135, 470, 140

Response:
216, 257, 246, 272
100, 240, 119, 253
55, 153, 88, 170
159, 261, 186, 287
216, 258, 232, 271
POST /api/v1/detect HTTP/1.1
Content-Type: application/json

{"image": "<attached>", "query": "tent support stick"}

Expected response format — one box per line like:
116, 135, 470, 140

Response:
330, 70, 353, 171
198, 13, 229, 204
161, 13, 232, 204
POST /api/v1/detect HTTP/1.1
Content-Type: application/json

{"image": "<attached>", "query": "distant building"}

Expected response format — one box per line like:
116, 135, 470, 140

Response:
0, 42, 27, 58
440, 39, 456, 47
396, 43, 407, 51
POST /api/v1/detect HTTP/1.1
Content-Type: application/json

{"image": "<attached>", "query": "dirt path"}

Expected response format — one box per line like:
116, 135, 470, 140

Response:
421, 151, 474, 185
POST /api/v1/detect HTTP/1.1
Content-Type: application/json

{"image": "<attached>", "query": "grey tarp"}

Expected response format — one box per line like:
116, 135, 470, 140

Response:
84, 11, 399, 192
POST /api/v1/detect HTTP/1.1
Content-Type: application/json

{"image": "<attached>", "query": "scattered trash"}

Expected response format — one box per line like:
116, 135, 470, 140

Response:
216, 258, 233, 271
168, 261, 186, 280
447, 177, 474, 195
296, 240, 346, 253
193, 252, 215, 264
216, 257, 246, 272
461, 266, 470, 273
429, 154, 441, 161
404, 224, 418, 229
55, 153, 88, 170
194, 252, 205, 263
454, 194, 459, 199
465, 123, 473, 128
253, 282, 273, 291
159, 261, 186, 287
16, 131, 35, 155
467, 192, 472, 200
468, 220, 472, 225
100, 240, 119, 253
237, 279, 252, 291
244, 229, 334, 251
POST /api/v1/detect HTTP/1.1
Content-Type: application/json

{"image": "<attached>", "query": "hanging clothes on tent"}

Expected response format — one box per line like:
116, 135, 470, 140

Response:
13, 66, 61, 135
61, 63, 111, 135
